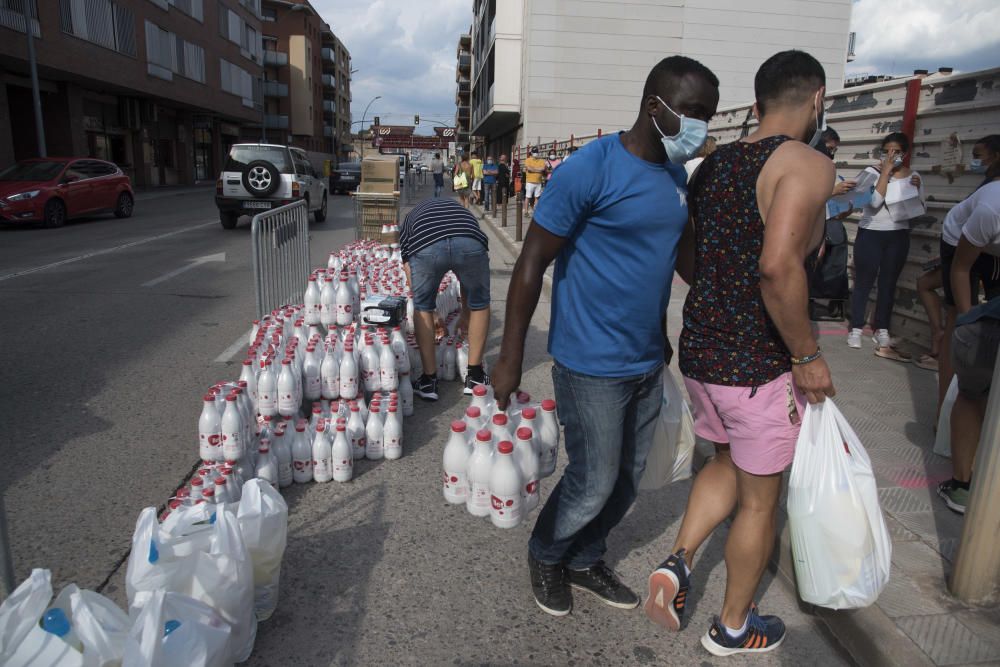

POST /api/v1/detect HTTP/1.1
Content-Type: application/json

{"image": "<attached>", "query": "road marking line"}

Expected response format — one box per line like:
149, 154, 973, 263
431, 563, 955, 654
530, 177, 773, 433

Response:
0, 220, 217, 283
141, 252, 226, 288
215, 328, 252, 363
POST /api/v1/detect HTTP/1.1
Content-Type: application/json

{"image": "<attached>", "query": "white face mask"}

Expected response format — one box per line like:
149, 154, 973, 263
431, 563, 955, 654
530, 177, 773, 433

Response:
651, 96, 708, 164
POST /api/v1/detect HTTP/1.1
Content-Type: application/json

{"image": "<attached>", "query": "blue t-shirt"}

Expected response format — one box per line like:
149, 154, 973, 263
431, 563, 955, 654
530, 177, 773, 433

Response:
533, 133, 688, 377
483, 165, 498, 185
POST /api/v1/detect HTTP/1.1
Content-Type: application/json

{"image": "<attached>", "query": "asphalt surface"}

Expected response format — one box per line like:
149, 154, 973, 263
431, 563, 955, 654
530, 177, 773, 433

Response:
0, 181, 851, 665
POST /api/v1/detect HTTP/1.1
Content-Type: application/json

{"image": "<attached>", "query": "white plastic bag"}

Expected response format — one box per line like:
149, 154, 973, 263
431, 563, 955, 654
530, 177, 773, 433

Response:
236, 480, 289, 621
71, 587, 130, 666
640, 369, 695, 490
125, 506, 257, 662
123, 590, 232, 667
0, 569, 128, 667
788, 400, 892, 609
933, 376, 958, 458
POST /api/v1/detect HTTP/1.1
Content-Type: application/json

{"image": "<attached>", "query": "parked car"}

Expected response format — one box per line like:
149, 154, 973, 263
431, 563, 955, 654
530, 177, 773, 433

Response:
330, 161, 361, 194
0, 158, 134, 228
215, 143, 328, 229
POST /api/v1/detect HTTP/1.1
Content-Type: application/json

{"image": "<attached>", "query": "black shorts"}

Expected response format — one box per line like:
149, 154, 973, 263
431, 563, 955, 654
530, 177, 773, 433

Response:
940, 238, 1000, 307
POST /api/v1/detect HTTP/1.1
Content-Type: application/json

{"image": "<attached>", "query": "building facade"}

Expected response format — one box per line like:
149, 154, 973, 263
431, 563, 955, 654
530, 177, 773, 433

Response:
258, 0, 351, 161
0, 0, 265, 186
454, 31, 471, 154
469, 0, 854, 156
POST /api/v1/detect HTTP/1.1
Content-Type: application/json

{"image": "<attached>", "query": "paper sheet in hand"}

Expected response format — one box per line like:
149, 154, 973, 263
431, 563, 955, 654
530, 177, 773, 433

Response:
886, 179, 925, 222
826, 169, 877, 219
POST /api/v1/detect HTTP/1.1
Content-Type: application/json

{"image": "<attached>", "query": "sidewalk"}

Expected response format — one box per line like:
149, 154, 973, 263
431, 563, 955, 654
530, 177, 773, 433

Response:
474, 201, 1000, 667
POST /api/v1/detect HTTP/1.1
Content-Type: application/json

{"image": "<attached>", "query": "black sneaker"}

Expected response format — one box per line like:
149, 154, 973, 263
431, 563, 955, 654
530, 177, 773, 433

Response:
644, 548, 690, 631
701, 605, 785, 656
412, 374, 438, 401
528, 553, 571, 617
463, 371, 491, 396
566, 561, 639, 609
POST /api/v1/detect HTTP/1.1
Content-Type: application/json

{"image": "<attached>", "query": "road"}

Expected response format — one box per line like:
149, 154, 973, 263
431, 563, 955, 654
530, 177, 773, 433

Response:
0, 181, 850, 665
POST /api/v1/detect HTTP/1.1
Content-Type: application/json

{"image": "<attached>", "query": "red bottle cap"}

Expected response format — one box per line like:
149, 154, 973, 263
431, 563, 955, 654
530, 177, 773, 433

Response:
517, 427, 533, 440
492, 414, 508, 426
542, 399, 556, 411
476, 429, 492, 442
521, 407, 537, 420
497, 441, 514, 454
452, 420, 467, 432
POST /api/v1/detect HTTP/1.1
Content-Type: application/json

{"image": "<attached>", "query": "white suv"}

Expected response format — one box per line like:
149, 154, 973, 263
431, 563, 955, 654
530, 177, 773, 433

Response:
215, 143, 328, 229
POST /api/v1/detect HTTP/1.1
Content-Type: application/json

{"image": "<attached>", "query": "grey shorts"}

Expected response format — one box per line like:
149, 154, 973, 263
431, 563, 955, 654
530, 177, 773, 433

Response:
952, 318, 1000, 398
409, 236, 490, 312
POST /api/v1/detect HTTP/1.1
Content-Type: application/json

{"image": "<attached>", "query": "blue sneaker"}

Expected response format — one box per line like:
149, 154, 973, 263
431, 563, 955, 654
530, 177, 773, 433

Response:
644, 548, 689, 631
701, 605, 786, 656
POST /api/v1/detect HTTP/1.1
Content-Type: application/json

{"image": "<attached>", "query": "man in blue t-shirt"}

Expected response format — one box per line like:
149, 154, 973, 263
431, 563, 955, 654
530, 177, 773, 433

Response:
482, 156, 498, 212
492, 56, 719, 617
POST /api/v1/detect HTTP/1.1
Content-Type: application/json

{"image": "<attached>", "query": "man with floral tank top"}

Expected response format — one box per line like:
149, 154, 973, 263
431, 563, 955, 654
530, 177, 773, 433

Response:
643, 51, 836, 657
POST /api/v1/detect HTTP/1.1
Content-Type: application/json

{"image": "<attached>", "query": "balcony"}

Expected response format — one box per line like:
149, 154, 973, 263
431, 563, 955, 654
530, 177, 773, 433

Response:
457, 54, 471, 70
264, 114, 289, 129
323, 100, 336, 115
457, 79, 470, 95
262, 81, 288, 98
263, 50, 288, 67
322, 48, 335, 65
322, 74, 336, 89
324, 126, 335, 138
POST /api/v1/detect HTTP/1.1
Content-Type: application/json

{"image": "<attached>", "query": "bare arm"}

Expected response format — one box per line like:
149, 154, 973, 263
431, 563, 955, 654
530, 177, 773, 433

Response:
760, 150, 836, 403
952, 236, 982, 315
492, 225, 567, 409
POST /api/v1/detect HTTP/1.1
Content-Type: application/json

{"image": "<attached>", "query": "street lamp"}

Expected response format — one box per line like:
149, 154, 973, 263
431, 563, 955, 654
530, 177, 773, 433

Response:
359, 95, 381, 156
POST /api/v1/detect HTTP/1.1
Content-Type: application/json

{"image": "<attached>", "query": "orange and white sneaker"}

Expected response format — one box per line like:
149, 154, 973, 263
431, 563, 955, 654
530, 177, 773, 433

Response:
701, 605, 786, 656
643, 548, 689, 632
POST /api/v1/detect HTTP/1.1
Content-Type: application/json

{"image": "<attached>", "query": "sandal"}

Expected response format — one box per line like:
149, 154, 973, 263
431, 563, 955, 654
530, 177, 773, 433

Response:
915, 353, 939, 371
875, 345, 912, 363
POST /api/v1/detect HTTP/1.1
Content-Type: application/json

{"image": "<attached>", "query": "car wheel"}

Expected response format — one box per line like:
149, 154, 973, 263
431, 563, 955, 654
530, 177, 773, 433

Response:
114, 191, 134, 218
220, 211, 239, 229
241, 160, 281, 198
314, 192, 328, 222
43, 199, 66, 228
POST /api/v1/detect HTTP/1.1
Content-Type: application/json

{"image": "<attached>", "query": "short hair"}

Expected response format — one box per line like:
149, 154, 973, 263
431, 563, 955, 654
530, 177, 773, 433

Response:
822, 128, 841, 144
471, 151, 479, 157
754, 50, 826, 116
882, 132, 910, 153
975, 135, 1000, 155
643, 56, 719, 100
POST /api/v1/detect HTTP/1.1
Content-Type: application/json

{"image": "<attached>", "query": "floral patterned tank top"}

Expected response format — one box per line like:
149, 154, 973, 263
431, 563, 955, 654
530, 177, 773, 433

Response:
679, 135, 795, 387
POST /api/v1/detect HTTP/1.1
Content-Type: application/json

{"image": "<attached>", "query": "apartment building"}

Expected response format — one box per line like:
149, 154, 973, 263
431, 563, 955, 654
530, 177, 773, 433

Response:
469, 0, 853, 156
455, 31, 471, 153
258, 0, 351, 160
0, 0, 265, 186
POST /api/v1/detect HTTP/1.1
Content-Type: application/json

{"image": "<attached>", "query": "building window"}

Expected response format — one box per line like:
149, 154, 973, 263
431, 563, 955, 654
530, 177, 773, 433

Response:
220, 58, 254, 108
1, 0, 40, 36
144, 20, 175, 80
60, 0, 136, 57
168, 0, 203, 21
261, 6, 275, 21
181, 38, 206, 82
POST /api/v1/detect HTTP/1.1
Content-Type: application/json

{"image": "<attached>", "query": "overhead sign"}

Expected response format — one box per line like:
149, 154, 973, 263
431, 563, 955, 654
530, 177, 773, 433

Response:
373, 134, 451, 149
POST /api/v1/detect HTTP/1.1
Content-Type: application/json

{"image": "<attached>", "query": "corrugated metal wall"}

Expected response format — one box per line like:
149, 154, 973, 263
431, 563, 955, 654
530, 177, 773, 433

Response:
707, 67, 1000, 350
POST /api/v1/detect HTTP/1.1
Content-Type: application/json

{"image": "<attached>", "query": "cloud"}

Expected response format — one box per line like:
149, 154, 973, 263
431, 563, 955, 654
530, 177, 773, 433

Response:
847, 0, 1000, 77
311, 0, 473, 135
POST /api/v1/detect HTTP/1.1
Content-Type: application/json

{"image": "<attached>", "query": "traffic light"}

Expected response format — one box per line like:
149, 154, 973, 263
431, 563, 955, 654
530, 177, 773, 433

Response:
414, 114, 420, 125
374, 116, 380, 126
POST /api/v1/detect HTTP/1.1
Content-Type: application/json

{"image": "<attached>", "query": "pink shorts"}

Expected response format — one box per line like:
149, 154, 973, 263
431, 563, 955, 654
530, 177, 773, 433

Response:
683, 372, 805, 476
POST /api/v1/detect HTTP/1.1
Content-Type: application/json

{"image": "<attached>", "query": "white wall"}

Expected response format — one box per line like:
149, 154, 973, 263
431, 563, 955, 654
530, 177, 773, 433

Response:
514, 0, 852, 146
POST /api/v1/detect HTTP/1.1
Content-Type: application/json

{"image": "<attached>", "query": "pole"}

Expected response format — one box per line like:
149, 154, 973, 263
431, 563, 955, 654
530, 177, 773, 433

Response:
259, 72, 266, 143
950, 342, 1000, 604
23, 0, 45, 158
515, 190, 523, 242
501, 192, 507, 228
0, 492, 15, 601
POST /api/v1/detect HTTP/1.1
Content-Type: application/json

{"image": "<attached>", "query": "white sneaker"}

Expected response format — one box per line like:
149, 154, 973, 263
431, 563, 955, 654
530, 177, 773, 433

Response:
873, 329, 891, 349
847, 329, 862, 349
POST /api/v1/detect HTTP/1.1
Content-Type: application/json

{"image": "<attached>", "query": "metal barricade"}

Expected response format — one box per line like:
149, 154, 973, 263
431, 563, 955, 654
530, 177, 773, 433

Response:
251, 199, 310, 319
352, 191, 399, 241
1, 493, 15, 600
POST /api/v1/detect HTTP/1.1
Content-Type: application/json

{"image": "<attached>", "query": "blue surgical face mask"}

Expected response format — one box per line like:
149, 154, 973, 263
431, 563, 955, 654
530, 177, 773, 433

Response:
969, 158, 986, 174
651, 96, 708, 164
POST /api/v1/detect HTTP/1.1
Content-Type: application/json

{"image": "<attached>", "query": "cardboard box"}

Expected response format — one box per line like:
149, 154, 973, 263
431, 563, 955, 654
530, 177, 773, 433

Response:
360, 157, 399, 194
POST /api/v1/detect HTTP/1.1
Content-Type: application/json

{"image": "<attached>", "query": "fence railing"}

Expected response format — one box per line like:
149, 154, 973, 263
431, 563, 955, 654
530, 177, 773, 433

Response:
251, 200, 310, 319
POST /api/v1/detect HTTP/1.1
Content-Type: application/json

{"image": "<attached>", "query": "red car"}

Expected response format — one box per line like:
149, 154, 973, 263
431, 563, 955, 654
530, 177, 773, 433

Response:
0, 158, 134, 228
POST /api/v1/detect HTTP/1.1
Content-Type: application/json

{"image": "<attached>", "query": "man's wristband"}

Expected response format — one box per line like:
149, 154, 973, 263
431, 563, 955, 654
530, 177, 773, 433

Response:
791, 348, 822, 365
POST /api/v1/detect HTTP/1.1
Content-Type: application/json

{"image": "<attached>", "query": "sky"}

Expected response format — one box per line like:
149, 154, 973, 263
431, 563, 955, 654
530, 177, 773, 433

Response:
313, 0, 1000, 135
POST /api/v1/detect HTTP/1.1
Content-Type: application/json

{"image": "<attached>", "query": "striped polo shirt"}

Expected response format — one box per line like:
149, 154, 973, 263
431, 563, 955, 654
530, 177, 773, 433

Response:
399, 198, 489, 263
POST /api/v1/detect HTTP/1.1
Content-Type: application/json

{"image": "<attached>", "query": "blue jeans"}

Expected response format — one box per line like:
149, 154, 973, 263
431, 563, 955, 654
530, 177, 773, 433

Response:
408, 236, 490, 311
433, 173, 444, 198
529, 361, 663, 568
483, 182, 494, 210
